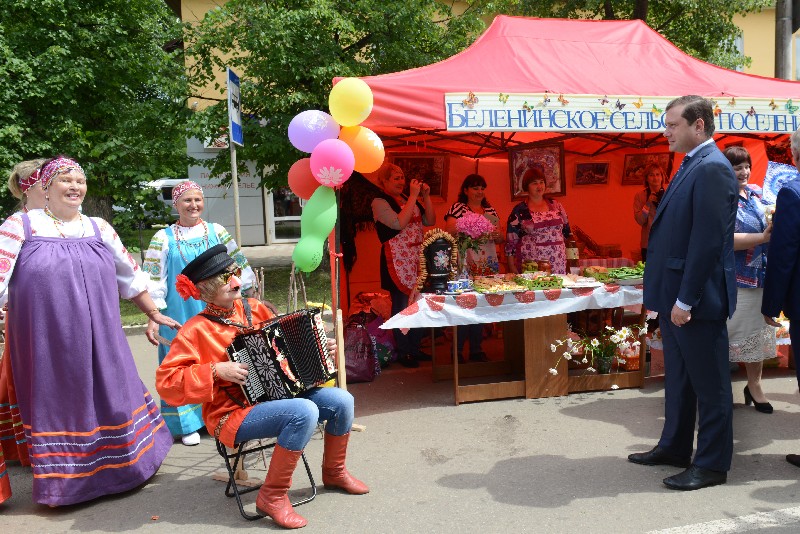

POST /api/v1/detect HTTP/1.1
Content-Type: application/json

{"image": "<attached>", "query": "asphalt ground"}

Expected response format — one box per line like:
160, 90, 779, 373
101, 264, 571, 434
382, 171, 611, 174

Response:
4, 329, 800, 533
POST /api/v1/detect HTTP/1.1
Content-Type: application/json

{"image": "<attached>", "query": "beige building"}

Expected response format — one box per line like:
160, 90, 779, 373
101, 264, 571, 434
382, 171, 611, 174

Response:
734, 7, 800, 79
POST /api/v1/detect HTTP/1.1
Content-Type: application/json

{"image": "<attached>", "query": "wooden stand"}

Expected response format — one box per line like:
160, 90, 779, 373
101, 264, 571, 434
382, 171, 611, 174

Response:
441, 309, 648, 405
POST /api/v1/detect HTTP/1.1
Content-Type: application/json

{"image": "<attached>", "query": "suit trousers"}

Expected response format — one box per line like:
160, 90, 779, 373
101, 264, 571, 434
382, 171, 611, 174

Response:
658, 315, 733, 472
791, 322, 800, 391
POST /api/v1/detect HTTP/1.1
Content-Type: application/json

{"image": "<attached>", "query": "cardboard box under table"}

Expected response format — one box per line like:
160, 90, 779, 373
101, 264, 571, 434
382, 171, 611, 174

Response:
382, 284, 647, 404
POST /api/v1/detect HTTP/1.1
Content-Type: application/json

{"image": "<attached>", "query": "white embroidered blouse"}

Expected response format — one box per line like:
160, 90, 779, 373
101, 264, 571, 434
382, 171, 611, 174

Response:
0, 209, 148, 307
142, 222, 255, 309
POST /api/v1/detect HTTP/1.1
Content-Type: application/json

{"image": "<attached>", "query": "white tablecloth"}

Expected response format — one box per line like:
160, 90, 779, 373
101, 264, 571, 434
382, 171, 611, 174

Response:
382, 284, 644, 329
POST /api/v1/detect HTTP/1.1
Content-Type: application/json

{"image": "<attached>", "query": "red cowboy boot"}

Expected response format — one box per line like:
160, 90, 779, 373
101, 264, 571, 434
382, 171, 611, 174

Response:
256, 444, 307, 529
322, 432, 369, 495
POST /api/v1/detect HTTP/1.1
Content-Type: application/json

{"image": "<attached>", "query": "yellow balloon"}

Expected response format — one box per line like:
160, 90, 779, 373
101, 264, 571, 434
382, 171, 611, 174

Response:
329, 78, 374, 127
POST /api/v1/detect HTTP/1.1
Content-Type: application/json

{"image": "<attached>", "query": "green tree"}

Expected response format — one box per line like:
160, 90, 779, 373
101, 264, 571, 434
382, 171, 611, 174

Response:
492, 0, 772, 70
0, 0, 190, 227
185, 0, 492, 190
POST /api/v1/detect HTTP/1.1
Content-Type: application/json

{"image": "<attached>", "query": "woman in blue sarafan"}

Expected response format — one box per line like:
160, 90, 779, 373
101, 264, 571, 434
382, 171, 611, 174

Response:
142, 180, 255, 445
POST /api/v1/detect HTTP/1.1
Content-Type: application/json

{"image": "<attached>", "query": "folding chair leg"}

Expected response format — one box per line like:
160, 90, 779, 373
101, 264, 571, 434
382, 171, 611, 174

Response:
216, 440, 316, 521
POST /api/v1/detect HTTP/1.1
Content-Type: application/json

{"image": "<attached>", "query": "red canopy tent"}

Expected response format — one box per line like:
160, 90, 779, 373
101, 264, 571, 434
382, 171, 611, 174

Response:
338, 15, 800, 310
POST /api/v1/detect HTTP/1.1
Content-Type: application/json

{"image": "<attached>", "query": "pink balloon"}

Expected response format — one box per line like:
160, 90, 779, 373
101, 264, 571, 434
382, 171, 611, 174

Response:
309, 139, 355, 187
288, 158, 320, 200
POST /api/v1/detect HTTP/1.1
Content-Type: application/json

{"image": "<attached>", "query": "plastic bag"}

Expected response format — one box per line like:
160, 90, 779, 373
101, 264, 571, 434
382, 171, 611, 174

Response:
366, 315, 397, 368
343, 313, 380, 383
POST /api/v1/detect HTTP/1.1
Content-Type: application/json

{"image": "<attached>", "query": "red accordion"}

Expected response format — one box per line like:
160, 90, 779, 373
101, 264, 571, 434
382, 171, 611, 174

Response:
225, 308, 337, 403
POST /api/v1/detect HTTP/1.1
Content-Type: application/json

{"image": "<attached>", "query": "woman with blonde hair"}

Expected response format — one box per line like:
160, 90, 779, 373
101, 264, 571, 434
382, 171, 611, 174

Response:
632, 163, 667, 261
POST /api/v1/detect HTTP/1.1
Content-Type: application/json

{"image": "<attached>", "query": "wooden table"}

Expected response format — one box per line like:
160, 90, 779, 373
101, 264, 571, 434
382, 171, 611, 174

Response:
382, 284, 646, 404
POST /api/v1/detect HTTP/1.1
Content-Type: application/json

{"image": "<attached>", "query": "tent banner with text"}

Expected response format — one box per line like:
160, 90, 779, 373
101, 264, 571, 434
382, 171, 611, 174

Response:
444, 93, 800, 134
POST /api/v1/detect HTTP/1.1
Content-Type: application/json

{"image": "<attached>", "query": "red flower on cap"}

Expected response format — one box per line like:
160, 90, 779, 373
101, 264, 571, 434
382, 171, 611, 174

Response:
175, 274, 200, 301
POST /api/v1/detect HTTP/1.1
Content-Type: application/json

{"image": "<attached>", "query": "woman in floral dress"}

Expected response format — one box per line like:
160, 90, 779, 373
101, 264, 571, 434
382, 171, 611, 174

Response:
505, 167, 572, 274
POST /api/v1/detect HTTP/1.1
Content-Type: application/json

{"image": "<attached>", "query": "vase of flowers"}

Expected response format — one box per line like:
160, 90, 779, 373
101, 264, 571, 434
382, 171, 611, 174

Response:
548, 324, 646, 377
454, 211, 496, 277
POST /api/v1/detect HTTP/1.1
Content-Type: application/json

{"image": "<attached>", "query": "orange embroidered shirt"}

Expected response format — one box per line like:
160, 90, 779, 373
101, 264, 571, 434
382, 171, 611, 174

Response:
155, 298, 274, 448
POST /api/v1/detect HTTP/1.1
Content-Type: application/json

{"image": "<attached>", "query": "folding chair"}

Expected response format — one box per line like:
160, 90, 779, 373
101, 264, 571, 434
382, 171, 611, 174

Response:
215, 438, 317, 521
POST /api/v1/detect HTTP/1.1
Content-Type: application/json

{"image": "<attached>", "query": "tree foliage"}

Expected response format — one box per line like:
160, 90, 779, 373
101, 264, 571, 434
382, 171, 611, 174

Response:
0, 0, 190, 224
492, 0, 772, 70
185, 0, 492, 190
187, 0, 773, 191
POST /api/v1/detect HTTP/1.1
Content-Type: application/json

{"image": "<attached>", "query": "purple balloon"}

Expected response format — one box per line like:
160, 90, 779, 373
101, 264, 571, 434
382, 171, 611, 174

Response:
288, 110, 341, 153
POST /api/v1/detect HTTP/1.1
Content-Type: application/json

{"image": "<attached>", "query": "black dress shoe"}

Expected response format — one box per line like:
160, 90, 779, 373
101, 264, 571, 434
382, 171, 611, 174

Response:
397, 354, 419, 368
628, 446, 691, 468
469, 351, 489, 362
744, 385, 773, 414
663, 465, 727, 491
786, 454, 800, 468
414, 351, 432, 362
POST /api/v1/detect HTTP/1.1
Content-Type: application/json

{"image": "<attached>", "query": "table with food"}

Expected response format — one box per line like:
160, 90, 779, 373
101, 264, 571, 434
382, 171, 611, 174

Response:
383, 262, 647, 404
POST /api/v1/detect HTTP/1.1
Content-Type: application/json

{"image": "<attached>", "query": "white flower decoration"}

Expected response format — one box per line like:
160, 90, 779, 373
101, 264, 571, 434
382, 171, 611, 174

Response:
563, 352, 572, 360
610, 384, 619, 390
548, 368, 558, 375
316, 166, 344, 186
550, 344, 557, 352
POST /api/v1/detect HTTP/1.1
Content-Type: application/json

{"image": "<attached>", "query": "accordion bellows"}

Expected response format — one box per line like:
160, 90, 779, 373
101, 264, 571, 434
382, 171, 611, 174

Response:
226, 308, 337, 403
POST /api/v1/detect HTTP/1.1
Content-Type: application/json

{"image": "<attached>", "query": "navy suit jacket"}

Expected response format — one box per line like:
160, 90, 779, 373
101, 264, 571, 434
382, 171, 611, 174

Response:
643, 142, 737, 320
762, 180, 800, 320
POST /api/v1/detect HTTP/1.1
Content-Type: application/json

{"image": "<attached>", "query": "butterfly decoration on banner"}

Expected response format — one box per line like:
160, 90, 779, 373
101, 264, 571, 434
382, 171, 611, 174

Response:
537, 92, 551, 107
522, 101, 532, 112
598, 95, 610, 105
651, 104, 663, 116
786, 99, 799, 114
462, 91, 479, 109
747, 106, 757, 117
558, 93, 569, 106
728, 97, 737, 107
714, 104, 722, 116
614, 99, 626, 111
632, 97, 643, 109
769, 99, 778, 111
498, 93, 509, 104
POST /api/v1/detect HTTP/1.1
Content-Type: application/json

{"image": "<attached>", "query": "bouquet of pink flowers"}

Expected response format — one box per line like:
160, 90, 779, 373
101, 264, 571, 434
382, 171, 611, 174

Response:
455, 211, 495, 253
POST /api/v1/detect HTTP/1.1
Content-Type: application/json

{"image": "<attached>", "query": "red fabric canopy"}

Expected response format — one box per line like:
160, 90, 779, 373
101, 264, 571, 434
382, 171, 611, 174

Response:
352, 15, 800, 133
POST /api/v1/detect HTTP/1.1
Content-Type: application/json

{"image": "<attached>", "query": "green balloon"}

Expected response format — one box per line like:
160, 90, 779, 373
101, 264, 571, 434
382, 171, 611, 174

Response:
292, 236, 324, 272
300, 185, 337, 238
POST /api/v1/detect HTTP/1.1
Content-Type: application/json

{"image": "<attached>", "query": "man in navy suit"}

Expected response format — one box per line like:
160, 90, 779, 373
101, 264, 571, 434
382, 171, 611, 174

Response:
762, 127, 800, 468
628, 96, 738, 491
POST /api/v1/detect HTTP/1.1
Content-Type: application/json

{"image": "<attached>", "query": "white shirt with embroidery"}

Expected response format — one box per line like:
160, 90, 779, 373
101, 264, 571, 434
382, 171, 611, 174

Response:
142, 221, 255, 309
0, 209, 148, 307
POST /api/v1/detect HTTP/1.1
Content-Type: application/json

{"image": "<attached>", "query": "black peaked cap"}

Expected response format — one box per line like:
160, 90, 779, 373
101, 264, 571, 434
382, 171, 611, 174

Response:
181, 244, 235, 283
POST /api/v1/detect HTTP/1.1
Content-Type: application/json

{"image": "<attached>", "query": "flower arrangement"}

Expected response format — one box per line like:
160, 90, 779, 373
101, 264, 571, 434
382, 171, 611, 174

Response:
455, 211, 495, 253
548, 324, 646, 378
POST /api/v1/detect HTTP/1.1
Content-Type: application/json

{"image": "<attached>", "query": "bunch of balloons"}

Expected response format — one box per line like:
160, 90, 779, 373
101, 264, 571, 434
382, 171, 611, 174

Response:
288, 77, 385, 272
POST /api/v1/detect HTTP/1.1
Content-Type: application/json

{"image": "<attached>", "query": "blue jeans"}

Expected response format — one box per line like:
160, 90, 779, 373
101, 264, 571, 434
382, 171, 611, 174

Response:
234, 387, 354, 451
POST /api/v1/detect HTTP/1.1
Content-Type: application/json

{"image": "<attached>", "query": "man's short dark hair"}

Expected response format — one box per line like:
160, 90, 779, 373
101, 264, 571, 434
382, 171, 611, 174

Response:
666, 95, 715, 137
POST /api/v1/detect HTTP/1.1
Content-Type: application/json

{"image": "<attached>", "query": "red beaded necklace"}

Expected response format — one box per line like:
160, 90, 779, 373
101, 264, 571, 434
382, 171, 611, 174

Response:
174, 219, 210, 264
44, 207, 84, 238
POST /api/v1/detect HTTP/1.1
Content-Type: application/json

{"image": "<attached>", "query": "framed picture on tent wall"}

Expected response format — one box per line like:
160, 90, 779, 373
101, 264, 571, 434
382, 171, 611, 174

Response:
622, 152, 673, 186
509, 143, 565, 199
574, 162, 610, 185
389, 153, 449, 202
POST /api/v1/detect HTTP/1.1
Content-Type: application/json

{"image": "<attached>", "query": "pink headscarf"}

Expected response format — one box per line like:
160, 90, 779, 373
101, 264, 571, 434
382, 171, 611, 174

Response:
171, 180, 204, 207
39, 157, 85, 189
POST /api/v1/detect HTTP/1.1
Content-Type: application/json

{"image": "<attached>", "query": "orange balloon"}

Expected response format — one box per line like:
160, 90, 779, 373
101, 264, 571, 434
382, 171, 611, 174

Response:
288, 158, 320, 200
338, 126, 385, 173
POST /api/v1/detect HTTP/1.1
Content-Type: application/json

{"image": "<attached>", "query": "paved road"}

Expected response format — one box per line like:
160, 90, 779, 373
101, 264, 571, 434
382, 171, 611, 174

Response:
4, 332, 800, 533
